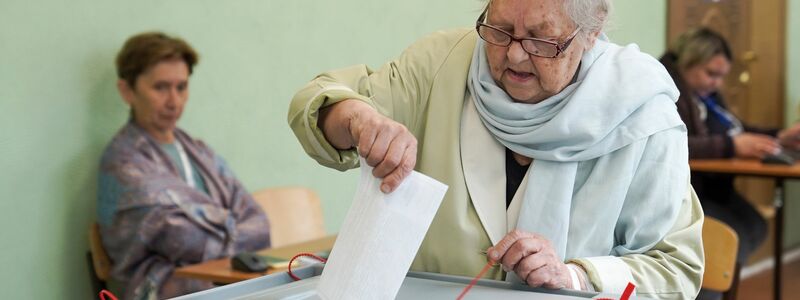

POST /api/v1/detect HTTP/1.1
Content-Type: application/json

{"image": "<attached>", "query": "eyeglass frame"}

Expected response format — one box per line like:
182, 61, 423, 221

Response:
474, 7, 581, 58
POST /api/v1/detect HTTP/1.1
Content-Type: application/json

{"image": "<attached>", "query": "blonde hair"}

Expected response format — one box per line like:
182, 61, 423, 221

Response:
669, 27, 732, 71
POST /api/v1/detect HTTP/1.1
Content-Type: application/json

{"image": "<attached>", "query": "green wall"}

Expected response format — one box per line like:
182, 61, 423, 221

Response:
19, 0, 800, 298
606, 0, 667, 56
0, 1, 483, 298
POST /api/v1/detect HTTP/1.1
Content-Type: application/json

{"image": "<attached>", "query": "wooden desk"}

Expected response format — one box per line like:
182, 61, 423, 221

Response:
173, 235, 336, 284
690, 159, 800, 300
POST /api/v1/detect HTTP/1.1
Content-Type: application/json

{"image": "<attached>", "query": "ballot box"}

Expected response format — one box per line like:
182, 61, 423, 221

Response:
172, 263, 652, 300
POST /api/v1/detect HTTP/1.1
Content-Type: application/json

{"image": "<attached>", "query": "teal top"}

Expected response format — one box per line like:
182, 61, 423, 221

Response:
160, 142, 209, 195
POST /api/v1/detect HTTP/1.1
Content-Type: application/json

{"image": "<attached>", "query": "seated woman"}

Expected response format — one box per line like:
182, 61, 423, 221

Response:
288, 0, 703, 298
97, 32, 270, 299
659, 28, 800, 298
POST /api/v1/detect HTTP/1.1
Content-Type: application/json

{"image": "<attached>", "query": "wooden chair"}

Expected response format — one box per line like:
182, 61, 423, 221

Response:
252, 186, 326, 248
702, 217, 740, 299
87, 222, 112, 292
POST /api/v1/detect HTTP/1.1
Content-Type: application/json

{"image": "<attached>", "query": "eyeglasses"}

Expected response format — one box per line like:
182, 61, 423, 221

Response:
475, 7, 581, 58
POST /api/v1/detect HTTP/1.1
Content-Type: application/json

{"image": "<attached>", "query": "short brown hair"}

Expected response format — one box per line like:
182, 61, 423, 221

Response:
115, 32, 199, 86
669, 27, 732, 71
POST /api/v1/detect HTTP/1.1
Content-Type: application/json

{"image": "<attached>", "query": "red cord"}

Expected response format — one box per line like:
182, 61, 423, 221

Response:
455, 260, 494, 300
287, 252, 327, 281
587, 282, 636, 300
99, 289, 118, 300
620, 282, 635, 300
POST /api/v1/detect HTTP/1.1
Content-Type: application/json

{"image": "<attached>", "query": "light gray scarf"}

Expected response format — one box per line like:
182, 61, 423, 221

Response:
467, 36, 686, 259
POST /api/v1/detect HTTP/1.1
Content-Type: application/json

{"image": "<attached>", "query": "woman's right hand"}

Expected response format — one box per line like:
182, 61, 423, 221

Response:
320, 99, 417, 193
733, 133, 780, 159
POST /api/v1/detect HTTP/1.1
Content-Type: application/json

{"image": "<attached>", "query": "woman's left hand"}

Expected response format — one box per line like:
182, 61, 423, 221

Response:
778, 124, 800, 150
486, 230, 570, 289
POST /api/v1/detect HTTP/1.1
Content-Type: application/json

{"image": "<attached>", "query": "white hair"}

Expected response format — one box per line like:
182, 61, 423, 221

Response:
563, 0, 612, 38
482, 0, 612, 39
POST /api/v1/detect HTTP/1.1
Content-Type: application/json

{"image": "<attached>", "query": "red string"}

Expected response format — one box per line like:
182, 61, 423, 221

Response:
287, 252, 327, 281
455, 260, 494, 300
593, 282, 636, 300
99, 289, 118, 300
620, 282, 635, 300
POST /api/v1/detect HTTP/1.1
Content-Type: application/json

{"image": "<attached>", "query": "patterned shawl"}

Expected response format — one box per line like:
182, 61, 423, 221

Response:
97, 122, 270, 299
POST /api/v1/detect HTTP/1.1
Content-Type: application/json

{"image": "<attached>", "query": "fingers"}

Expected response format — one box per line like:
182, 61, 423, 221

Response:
356, 120, 379, 158
365, 127, 394, 167
486, 230, 570, 289
380, 145, 416, 193
370, 125, 414, 175
524, 260, 569, 289
486, 230, 544, 262
755, 138, 781, 157
351, 113, 417, 193
735, 133, 781, 158
500, 237, 545, 271
487, 230, 534, 262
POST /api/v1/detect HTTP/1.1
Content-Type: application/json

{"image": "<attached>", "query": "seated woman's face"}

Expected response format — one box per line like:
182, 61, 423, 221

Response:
121, 59, 190, 140
682, 54, 731, 98
485, 0, 587, 104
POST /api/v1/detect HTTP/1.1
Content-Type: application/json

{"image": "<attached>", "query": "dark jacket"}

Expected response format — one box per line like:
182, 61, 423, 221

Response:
660, 52, 778, 201
659, 52, 778, 160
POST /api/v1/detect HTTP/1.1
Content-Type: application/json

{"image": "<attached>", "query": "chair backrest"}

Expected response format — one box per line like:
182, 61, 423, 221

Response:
252, 186, 326, 248
88, 222, 112, 281
701, 217, 739, 292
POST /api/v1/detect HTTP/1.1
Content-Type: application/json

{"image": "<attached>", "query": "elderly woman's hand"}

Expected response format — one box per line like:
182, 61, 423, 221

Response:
487, 230, 571, 289
319, 99, 417, 193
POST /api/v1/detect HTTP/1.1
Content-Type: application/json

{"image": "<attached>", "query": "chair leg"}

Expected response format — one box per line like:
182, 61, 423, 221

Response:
722, 263, 741, 300
87, 251, 107, 293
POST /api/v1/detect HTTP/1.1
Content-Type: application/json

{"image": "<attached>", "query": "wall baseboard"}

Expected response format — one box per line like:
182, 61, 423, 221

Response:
741, 247, 800, 279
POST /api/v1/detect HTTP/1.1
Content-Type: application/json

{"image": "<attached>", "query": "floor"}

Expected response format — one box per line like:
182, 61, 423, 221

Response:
736, 258, 800, 299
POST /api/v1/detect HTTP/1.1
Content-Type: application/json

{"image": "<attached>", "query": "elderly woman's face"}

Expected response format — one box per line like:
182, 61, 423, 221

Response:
118, 59, 189, 143
485, 0, 588, 104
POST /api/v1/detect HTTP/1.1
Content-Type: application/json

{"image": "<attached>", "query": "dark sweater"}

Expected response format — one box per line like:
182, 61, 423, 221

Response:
659, 52, 778, 201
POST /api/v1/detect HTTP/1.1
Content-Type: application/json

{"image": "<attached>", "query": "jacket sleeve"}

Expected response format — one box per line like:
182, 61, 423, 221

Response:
743, 124, 780, 137
675, 93, 734, 159
287, 29, 472, 171
688, 134, 735, 159
213, 154, 271, 252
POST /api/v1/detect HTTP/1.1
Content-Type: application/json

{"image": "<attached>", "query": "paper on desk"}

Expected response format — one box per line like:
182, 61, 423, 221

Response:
316, 159, 448, 300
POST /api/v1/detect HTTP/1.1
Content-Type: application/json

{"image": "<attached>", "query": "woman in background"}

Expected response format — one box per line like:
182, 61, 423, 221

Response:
660, 27, 800, 299
97, 32, 270, 299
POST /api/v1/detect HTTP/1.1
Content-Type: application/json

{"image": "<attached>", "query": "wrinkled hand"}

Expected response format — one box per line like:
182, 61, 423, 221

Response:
733, 133, 780, 159
348, 102, 417, 194
778, 124, 800, 150
486, 230, 570, 289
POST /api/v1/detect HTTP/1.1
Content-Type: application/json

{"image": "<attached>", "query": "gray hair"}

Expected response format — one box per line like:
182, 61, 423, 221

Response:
564, 0, 611, 38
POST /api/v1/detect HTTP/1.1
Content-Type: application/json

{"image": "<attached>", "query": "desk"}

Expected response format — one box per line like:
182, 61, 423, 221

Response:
173, 235, 336, 284
690, 159, 800, 300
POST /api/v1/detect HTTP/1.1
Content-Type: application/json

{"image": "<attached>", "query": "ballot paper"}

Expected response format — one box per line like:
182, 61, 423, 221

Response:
315, 159, 448, 300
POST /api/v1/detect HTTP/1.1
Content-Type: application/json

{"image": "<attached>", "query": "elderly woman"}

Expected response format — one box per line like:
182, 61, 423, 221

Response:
97, 32, 270, 299
289, 0, 703, 298
660, 28, 800, 283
